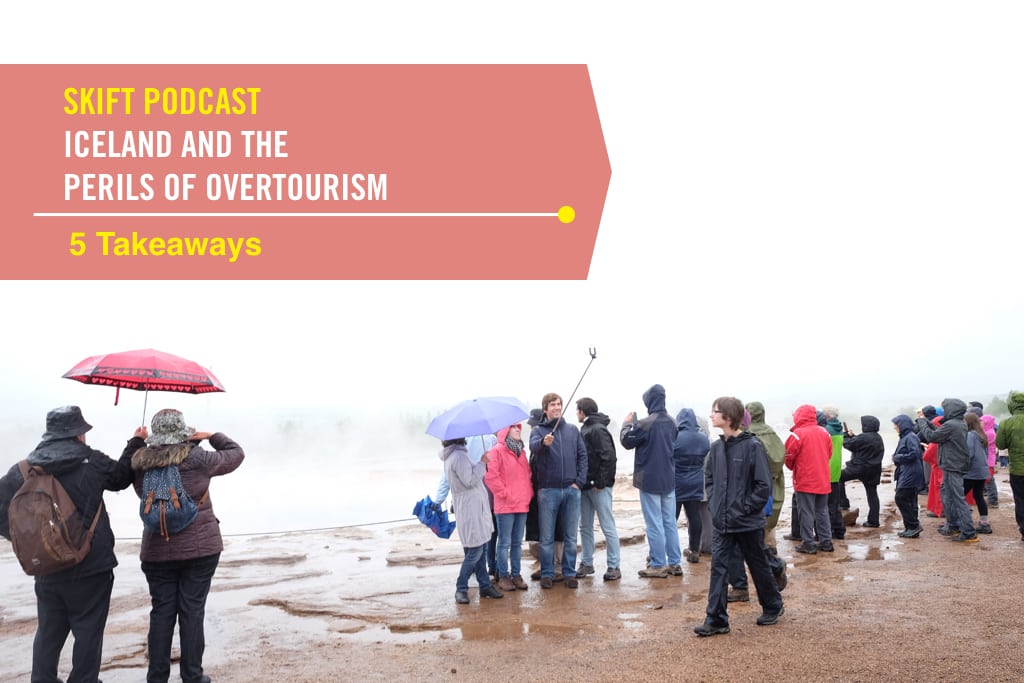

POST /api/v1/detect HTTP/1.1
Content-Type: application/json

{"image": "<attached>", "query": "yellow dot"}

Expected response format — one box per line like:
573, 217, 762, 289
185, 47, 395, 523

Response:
557, 206, 576, 224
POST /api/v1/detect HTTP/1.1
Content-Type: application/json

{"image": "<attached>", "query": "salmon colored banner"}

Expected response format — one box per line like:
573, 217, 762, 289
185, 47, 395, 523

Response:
0, 65, 610, 280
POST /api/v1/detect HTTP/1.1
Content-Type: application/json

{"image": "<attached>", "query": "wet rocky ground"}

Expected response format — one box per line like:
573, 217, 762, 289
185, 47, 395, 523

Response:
2, 471, 1023, 682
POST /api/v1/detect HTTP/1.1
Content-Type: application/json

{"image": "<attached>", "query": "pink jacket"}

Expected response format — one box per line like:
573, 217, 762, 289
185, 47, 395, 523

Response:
484, 425, 534, 514
784, 405, 833, 494
981, 415, 998, 467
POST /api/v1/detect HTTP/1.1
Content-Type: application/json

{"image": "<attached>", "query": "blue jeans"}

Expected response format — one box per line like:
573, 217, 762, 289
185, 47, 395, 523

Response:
941, 469, 976, 537
495, 512, 527, 578
456, 542, 493, 592
538, 486, 581, 579
580, 487, 621, 569
639, 489, 681, 567
141, 553, 220, 683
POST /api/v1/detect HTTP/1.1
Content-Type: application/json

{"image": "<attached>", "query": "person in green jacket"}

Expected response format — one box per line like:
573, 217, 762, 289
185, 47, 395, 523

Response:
995, 390, 1024, 542
823, 406, 846, 540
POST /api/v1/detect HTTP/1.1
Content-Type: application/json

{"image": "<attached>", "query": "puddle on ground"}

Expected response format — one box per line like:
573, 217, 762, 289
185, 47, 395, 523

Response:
839, 543, 900, 562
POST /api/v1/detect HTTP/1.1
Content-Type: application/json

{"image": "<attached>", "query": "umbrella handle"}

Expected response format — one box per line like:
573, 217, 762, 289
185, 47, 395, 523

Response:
141, 389, 149, 425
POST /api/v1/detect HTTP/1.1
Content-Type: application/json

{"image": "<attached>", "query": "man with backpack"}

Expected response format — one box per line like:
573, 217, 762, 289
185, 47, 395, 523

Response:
0, 405, 137, 683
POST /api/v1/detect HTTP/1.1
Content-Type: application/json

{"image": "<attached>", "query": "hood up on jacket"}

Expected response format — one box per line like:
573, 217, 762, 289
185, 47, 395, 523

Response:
793, 404, 819, 429
860, 415, 880, 433
941, 398, 967, 421
643, 384, 668, 415
747, 401, 767, 426
676, 407, 698, 432
1009, 391, 1024, 415
893, 414, 915, 435
585, 412, 612, 428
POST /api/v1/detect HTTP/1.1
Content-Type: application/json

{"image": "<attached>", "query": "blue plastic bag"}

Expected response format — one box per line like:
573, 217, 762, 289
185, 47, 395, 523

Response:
412, 495, 456, 539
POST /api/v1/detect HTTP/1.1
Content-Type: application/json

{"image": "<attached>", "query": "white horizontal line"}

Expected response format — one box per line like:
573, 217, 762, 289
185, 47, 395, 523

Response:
34, 212, 559, 218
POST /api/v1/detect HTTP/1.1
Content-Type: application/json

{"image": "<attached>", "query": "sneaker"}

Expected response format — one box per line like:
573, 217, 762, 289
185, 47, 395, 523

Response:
977, 523, 993, 534
512, 575, 528, 590
576, 564, 595, 578
455, 591, 470, 604
756, 606, 785, 626
951, 534, 979, 544
540, 577, 554, 589
684, 549, 700, 564
480, 584, 504, 599
497, 576, 516, 591
668, 564, 684, 576
795, 543, 817, 555
638, 566, 669, 578
603, 567, 622, 581
863, 521, 880, 528
565, 577, 579, 589
694, 622, 730, 637
782, 533, 802, 542
898, 528, 922, 538
816, 542, 835, 553
726, 588, 750, 603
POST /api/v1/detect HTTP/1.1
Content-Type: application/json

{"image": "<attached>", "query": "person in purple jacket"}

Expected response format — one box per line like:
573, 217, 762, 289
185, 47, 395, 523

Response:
122, 408, 245, 683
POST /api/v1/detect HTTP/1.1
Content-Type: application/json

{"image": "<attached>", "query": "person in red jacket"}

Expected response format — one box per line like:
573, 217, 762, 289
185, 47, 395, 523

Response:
784, 405, 834, 554
484, 423, 534, 591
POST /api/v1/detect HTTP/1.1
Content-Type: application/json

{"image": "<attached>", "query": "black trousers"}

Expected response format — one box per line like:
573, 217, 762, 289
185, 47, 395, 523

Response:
33, 570, 113, 683
705, 529, 782, 627
142, 553, 220, 683
828, 482, 846, 538
894, 488, 920, 531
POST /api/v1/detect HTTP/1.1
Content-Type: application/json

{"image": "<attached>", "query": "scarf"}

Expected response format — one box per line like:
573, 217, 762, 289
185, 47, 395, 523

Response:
505, 435, 524, 456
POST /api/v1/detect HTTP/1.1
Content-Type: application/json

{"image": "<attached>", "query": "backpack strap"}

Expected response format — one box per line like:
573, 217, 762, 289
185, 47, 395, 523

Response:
198, 490, 209, 507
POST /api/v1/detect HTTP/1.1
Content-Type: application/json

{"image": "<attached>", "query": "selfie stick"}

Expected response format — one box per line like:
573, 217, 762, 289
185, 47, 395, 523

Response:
549, 347, 598, 435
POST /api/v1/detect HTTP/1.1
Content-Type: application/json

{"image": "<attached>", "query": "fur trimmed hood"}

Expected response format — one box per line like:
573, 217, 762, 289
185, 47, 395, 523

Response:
131, 443, 192, 471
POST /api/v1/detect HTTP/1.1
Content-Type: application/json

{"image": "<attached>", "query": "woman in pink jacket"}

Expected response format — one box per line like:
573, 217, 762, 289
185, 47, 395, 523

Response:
484, 423, 534, 591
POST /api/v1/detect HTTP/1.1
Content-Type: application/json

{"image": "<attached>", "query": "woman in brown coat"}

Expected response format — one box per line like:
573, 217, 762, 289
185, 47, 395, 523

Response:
122, 408, 244, 683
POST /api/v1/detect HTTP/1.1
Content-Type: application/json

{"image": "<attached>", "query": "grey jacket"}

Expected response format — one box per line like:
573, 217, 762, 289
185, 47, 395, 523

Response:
441, 443, 493, 548
122, 433, 244, 562
916, 399, 969, 474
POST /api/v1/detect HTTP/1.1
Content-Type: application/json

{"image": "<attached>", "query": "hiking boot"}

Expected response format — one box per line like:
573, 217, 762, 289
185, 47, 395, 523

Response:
816, 542, 835, 553
756, 606, 785, 626
977, 523, 993, 534
554, 573, 564, 583
576, 563, 595, 577
603, 567, 622, 581
774, 565, 788, 592
795, 543, 817, 555
782, 533, 802, 542
898, 528, 922, 538
531, 569, 542, 581
540, 577, 554, 589
668, 564, 684, 576
684, 548, 700, 564
497, 576, 516, 591
727, 588, 750, 603
565, 577, 579, 589
455, 591, 470, 604
638, 566, 669, 578
863, 521, 880, 528
937, 526, 960, 536
950, 534, 979, 544
512, 575, 528, 590
694, 622, 730, 637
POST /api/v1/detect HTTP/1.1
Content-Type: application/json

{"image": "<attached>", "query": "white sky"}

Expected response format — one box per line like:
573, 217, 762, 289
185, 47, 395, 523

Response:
2, 3, 1022, 447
